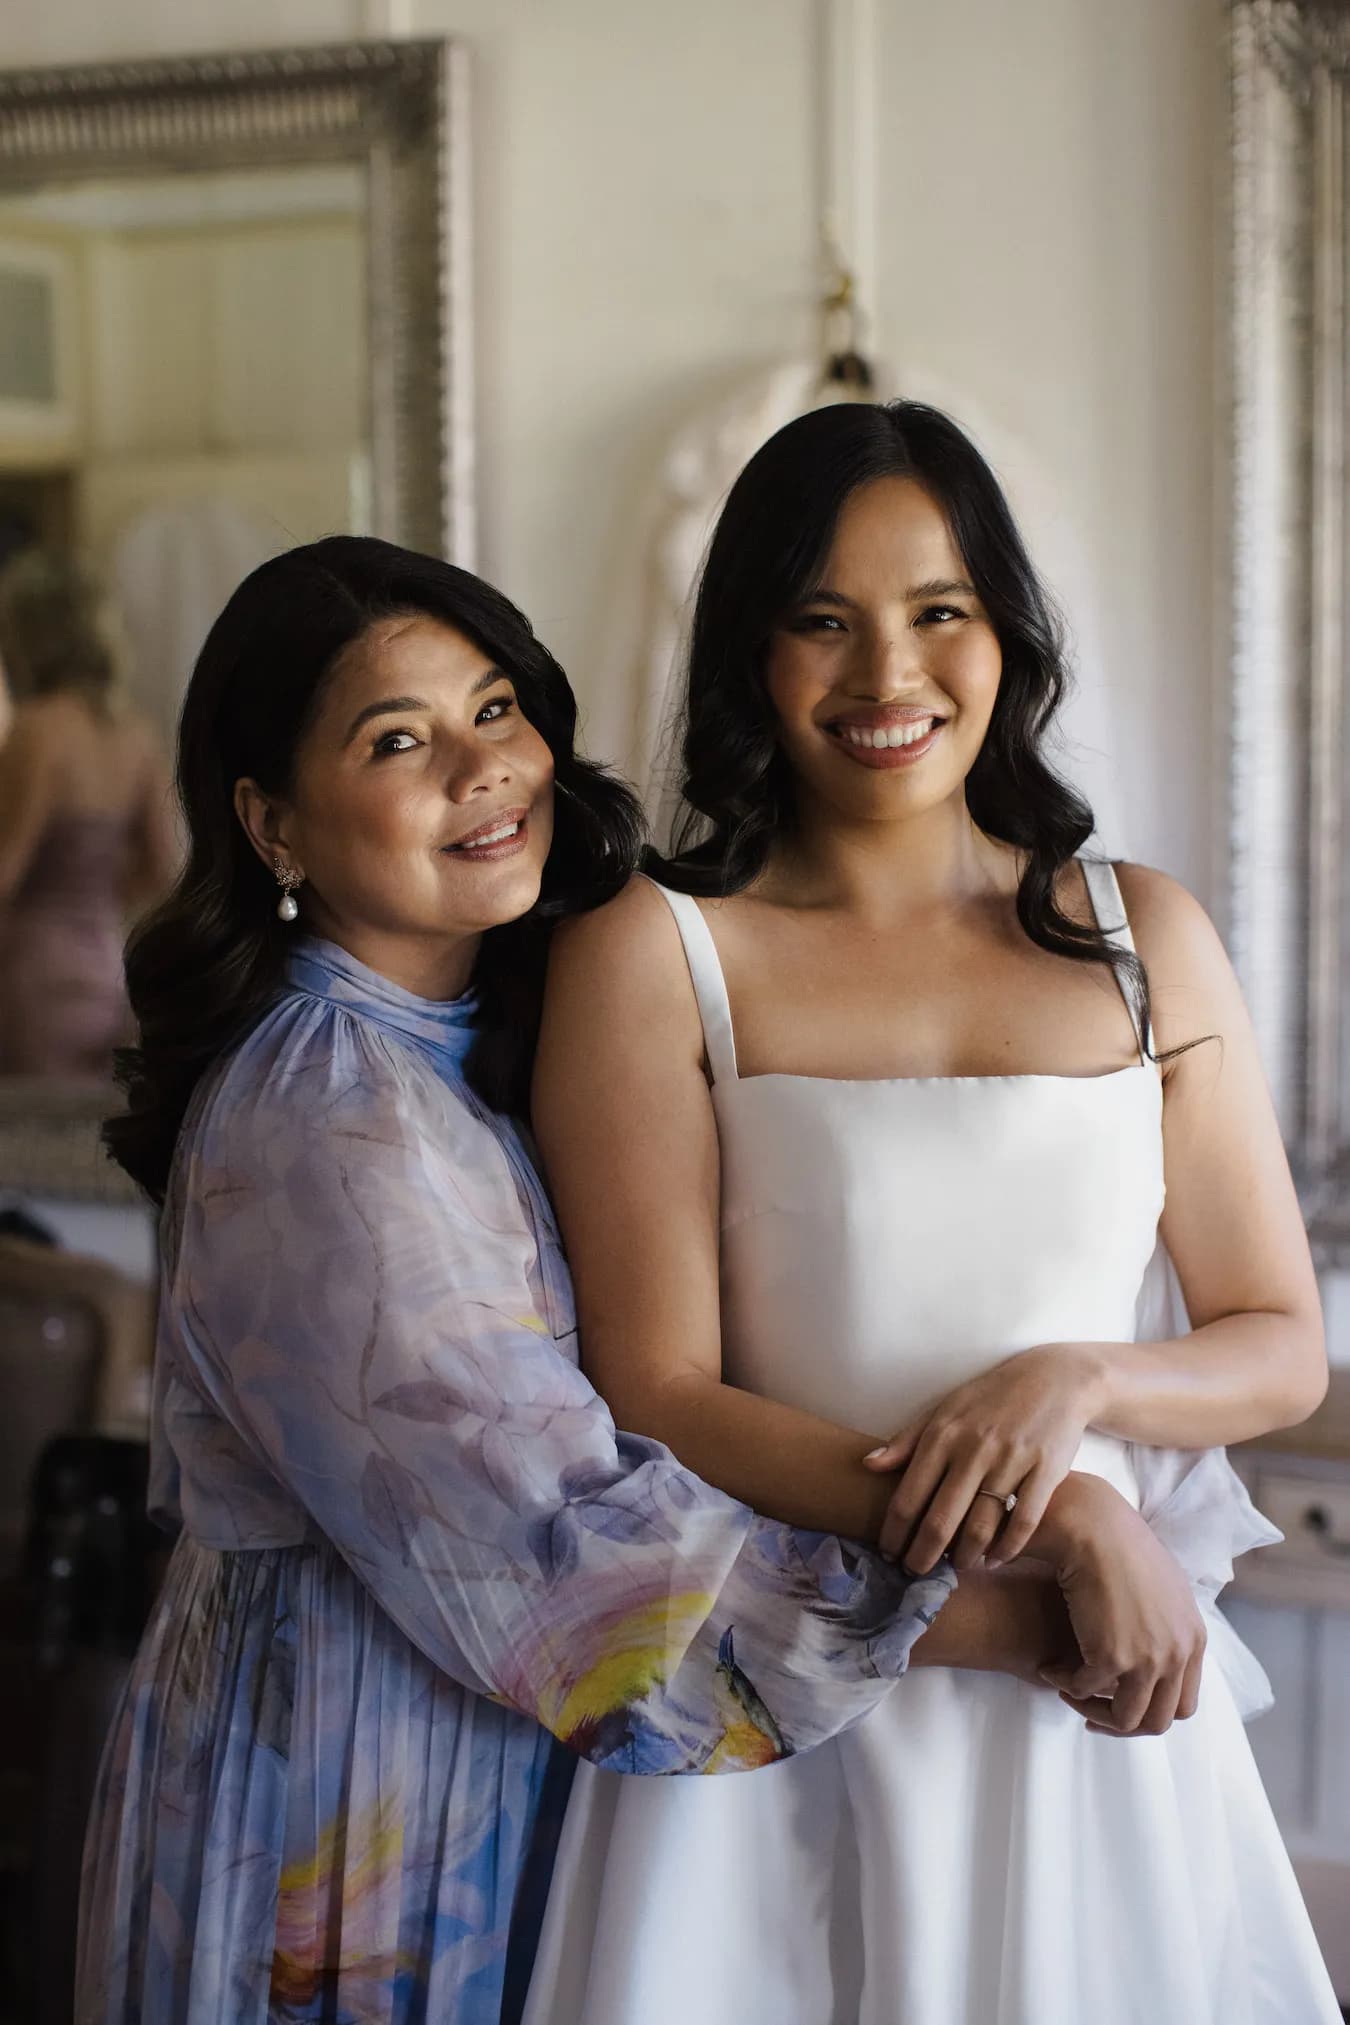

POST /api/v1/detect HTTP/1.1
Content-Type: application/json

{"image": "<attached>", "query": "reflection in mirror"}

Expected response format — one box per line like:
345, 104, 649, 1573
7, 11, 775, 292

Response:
0, 165, 370, 1088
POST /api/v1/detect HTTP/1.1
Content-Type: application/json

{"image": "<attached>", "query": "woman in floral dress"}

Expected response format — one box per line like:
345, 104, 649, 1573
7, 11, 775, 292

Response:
75, 536, 965, 2025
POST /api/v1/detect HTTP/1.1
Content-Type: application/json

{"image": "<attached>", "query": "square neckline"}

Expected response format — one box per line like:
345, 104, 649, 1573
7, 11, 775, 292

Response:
723, 1060, 1158, 1094
644, 858, 1155, 1092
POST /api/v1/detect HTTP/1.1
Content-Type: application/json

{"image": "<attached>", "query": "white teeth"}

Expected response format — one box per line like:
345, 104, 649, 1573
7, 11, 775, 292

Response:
459, 821, 520, 850
839, 719, 935, 750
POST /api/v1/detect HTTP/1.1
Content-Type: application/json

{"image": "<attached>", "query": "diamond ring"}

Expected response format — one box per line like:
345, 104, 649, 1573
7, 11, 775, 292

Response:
975, 1488, 1018, 1514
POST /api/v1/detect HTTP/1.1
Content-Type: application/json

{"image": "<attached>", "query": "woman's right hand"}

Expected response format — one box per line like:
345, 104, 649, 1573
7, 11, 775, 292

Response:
1028, 1472, 1207, 1737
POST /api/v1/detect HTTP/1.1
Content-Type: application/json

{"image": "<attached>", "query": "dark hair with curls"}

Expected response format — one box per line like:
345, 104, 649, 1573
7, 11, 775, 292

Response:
106, 535, 642, 1200
656, 399, 1150, 1039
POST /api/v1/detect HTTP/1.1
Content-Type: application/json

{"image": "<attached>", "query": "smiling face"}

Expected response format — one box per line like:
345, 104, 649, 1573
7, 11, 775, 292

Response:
763, 475, 1003, 831
235, 612, 555, 998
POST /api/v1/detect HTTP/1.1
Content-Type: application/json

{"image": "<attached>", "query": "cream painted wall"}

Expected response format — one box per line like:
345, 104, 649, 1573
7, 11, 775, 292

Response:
7, 0, 1224, 902
872, 0, 1222, 903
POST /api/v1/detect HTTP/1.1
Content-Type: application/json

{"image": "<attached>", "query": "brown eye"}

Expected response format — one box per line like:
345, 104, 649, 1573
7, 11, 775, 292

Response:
372, 730, 420, 757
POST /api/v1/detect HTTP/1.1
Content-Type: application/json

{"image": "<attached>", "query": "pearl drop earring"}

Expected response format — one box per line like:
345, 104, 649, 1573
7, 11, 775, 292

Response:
273, 860, 304, 922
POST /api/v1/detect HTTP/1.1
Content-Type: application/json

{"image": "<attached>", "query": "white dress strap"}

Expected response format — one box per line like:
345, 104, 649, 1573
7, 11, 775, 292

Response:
643, 878, 740, 1085
1079, 857, 1152, 1062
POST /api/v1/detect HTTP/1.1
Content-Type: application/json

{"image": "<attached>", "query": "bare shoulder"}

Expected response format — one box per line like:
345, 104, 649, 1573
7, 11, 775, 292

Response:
548, 876, 698, 1004
539, 876, 708, 1092
1114, 862, 1226, 970
1114, 862, 1244, 1057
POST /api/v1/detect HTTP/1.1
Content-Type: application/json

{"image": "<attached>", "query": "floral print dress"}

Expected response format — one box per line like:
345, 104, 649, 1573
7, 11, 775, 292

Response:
76, 938, 952, 2025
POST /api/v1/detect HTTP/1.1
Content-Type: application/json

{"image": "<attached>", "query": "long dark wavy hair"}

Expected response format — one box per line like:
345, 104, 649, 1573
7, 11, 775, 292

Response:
656, 399, 1149, 1037
106, 535, 642, 1200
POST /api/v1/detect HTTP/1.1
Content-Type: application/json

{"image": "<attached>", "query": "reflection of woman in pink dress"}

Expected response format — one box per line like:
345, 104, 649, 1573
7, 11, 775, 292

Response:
0, 553, 177, 1077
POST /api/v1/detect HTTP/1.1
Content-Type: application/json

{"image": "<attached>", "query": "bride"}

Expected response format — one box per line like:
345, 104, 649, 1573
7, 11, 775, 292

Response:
525, 402, 1339, 2023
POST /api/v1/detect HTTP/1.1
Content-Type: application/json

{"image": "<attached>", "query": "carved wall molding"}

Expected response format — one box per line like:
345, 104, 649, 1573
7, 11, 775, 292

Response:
1251, 0, 1350, 104
1227, 0, 1350, 1262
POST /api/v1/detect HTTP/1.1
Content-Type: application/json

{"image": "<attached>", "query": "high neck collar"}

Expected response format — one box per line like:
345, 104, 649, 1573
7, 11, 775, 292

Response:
287, 935, 480, 1066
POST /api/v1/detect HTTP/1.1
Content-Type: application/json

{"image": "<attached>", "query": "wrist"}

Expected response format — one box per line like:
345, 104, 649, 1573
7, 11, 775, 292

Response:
1053, 1340, 1116, 1428
909, 1569, 1057, 1682
1025, 1471, 1123, 1575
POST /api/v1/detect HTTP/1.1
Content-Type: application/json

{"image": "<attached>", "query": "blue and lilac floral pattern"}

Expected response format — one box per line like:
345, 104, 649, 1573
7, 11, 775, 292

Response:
76, 938, 952, 2025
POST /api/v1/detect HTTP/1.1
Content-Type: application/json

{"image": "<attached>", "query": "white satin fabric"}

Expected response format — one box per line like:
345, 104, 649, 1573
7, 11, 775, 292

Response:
524, 862, 1337, 2025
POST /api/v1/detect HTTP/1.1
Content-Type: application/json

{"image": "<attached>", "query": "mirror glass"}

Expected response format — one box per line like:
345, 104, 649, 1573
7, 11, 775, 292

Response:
0, 164, 369, 1088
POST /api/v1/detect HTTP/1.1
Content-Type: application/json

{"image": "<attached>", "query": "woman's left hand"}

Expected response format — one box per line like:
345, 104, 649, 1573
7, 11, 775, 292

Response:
864, 1346, 1107, 1572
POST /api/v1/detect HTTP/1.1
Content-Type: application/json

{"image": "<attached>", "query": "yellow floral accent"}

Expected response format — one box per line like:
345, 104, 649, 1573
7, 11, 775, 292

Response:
270, 1801, 406, 2008
703, 1717, 783, 1774
546, 1594, 714, 1735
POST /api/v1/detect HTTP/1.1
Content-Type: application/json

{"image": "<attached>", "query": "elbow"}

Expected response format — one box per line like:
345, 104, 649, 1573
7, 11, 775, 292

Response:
1272, 1315, 1330, 1429
1283, 1356, 1330, 1429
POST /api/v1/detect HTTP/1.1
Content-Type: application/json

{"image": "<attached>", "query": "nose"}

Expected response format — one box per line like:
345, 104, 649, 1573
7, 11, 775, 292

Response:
847, 619, 922, 701
444, 730, 513, 804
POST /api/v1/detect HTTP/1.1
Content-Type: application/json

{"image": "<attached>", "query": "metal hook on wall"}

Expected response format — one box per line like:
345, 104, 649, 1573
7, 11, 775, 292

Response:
820, 225, 874, 392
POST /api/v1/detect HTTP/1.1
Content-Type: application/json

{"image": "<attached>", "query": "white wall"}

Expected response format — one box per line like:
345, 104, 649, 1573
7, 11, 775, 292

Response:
6, 0, 1225, 904
872, 0, 1222, 900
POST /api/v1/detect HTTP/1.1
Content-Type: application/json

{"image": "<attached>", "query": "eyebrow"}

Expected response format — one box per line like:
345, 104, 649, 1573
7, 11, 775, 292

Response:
342, 667, 509, 746
801, 577, 977, 610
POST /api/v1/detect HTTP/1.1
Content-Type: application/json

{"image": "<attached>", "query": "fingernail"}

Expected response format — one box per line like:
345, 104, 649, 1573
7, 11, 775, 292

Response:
864, 1447, 889, 1461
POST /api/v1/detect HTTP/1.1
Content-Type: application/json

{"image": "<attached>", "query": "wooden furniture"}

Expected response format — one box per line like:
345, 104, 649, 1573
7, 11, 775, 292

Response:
0, 1239, 156, 2024
1229, 1371, 1350, 2003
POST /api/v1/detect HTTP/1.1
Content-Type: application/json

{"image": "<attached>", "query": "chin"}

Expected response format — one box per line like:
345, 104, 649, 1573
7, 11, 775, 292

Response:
460, 863, 547, 933
814, 771, 954, 823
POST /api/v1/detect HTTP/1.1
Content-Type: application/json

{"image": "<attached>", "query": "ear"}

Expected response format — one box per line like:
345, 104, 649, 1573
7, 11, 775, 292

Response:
234, 778, 300, 878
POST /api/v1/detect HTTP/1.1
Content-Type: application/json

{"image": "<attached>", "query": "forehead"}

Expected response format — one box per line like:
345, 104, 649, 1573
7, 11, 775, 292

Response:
824, 476, 962, 578
320, 613, 495, 715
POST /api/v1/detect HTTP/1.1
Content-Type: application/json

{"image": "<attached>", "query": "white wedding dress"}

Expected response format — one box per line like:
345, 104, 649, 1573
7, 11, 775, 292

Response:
523, 862, 1339, 2025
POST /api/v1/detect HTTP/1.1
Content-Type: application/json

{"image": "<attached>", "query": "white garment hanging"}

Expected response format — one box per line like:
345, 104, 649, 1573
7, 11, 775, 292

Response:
111, 497, 281, 751
579, 360, 859, 837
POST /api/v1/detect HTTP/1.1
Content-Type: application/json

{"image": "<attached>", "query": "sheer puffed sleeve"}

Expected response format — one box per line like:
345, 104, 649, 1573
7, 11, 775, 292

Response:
166, 998, 952, 1775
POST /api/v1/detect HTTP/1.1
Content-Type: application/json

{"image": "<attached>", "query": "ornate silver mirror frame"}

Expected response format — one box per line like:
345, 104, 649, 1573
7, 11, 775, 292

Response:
0, 42, 472, 1203
1228, 0, 1350, 1263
